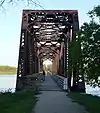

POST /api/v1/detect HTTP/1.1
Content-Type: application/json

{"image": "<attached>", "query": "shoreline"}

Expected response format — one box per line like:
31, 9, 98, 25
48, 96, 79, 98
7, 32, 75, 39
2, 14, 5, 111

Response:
0, 65, 17, 75
0, 72, 17, 75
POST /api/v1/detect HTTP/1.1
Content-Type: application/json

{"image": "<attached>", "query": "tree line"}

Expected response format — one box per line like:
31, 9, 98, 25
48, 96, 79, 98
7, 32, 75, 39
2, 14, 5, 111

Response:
0, 65, 17, 74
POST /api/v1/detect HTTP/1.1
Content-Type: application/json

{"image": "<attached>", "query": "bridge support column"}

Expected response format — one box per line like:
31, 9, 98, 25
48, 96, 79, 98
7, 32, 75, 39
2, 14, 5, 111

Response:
53, 58, 55, 73
58, 59, 61, 75
52, 56, 57, 74
56, 49, 60, 75
38, 58, 40, 72
63, 34, 68, 78
35, 56, 39, 73
16, 28, 29, 91
68, 39, 72, 90
70, 18, 85, 92
28, 34, 34, 75
39, 59, 42, 72
59, 42, 64, 76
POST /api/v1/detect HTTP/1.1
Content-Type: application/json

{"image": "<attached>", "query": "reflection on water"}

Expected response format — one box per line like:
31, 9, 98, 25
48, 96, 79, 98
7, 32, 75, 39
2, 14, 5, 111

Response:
0, 75, 100, 97
86, 85, 100, 97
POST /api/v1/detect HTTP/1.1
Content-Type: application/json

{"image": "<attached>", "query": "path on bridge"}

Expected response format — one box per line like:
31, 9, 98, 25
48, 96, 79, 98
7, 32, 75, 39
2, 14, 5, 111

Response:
33, 73, 88, 113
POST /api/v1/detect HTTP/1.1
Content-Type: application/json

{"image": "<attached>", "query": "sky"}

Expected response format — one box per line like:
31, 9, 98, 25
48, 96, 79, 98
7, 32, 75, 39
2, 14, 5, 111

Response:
0, 0, 100, 67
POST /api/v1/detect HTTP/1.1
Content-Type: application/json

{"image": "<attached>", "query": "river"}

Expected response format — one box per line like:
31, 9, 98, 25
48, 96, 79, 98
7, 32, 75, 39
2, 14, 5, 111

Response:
0, 74, 17, 92
0, 74, 100, 96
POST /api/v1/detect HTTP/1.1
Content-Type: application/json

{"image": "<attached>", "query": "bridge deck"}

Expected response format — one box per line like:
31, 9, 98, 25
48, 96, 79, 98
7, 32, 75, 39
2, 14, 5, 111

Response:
39, 73, 62, 91
33, 73, 88, 113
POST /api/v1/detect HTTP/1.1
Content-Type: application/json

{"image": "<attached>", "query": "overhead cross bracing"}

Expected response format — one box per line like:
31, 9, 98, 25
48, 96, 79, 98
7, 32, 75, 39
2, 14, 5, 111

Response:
16, 10, 85, 92
25, 10, 78, 61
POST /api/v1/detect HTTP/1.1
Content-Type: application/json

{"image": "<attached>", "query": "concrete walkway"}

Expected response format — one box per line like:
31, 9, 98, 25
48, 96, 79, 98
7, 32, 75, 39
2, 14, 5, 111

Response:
33, 73, 88, 113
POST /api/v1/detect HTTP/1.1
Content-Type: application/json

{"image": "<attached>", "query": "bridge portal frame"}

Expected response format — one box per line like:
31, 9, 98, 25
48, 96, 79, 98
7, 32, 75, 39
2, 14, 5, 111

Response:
16, 10, 85, 92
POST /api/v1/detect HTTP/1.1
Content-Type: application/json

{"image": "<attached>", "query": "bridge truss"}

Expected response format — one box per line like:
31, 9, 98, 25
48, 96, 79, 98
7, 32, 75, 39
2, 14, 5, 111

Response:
16, 10, 85, 92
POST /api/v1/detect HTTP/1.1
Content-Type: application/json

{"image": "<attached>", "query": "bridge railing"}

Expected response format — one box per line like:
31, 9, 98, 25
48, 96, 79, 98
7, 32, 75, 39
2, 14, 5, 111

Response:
24, 72, 44, 86
51, 74, 68, 91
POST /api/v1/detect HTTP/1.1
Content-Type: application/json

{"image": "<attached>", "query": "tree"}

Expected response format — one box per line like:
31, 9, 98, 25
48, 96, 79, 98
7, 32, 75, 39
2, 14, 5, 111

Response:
77, 5, 100, 87
0, 0, 44, 10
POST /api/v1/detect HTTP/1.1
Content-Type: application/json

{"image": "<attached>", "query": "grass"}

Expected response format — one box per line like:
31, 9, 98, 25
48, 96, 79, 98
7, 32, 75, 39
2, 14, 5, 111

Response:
68, 92, 100, 113
0, 88, 38, 113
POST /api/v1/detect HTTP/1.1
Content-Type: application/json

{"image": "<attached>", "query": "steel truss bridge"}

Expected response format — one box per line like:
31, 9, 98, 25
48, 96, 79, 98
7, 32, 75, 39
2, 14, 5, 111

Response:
16, 10, 85, 92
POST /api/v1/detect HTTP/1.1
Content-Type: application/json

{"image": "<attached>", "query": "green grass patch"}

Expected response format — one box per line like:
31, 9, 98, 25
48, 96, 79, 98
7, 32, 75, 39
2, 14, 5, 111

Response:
0, 88, 37, 113
68, 92, 100, 113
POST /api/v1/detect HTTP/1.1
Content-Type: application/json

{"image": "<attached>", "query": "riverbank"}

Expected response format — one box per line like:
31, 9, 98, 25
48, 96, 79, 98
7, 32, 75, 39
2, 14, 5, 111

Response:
0, 75, 41, 113
68, 93, 100, 113
0, 66, 17, 74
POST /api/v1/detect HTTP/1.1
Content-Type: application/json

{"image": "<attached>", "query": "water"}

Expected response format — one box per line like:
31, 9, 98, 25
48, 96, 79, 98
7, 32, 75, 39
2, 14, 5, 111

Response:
0, 75, 100, 97
0, 74, 17, 92
86, 85, 100, 97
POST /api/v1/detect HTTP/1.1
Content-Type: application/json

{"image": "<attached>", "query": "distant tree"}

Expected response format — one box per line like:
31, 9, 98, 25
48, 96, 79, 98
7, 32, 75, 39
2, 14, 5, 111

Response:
43, 64, 47, 72
0, 65, 17, 74
47, 64, 52, 72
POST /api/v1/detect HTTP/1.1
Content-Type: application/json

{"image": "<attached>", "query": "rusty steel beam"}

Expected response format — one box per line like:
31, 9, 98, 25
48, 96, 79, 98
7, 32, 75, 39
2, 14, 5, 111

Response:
23, 10, 78, 15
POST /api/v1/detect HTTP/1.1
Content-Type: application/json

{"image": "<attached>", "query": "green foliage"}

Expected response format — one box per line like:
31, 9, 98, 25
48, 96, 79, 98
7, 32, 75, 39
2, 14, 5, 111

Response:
68, 93, 100, 113
0, 88, 37, 113
88, 5, 100, 19
43, 64, 47, 72
76, 5, 100, 87
0, 65, 17, 74
46, 64, 52, 72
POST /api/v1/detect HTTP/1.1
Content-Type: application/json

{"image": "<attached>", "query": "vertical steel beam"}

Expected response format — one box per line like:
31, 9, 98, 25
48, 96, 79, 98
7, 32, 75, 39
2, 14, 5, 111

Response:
61, 47, 64, 75
16, 12, 28, 91
31, 33, 37, 74
64, 34, 68, 77
38, 58, 40, 72
71, 12, 85, 92
35, 56, 39, 73
68, 38, 72, 90
28, 33, 34, 75
16, 29, 28, 90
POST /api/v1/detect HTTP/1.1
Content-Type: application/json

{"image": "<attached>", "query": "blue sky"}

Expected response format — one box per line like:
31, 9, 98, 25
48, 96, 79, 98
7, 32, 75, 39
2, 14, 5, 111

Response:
0, 0, 99, 67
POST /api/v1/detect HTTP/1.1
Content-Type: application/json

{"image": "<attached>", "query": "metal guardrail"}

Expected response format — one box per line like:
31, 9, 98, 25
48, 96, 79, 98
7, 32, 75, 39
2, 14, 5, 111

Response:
25, 72, 44, 81
51, 74, 68, 91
